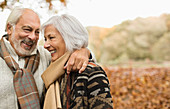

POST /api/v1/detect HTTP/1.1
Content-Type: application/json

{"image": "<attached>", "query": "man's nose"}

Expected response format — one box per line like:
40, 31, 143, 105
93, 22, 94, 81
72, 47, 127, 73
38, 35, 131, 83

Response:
28, 32, 37, 41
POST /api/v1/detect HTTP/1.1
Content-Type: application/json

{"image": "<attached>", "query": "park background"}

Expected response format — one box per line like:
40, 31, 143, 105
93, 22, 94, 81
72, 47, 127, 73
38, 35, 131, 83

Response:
0, 0, 169, 108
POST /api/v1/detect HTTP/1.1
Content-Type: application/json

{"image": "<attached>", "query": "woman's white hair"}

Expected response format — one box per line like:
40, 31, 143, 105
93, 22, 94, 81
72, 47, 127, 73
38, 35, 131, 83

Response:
41, 14, 89, 52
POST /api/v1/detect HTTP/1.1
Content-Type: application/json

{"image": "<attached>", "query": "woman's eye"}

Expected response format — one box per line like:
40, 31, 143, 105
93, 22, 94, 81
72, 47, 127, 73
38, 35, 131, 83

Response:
49, 37, 55, 39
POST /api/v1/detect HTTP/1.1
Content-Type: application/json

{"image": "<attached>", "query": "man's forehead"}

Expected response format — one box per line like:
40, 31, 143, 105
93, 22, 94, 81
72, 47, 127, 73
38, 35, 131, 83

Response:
23, 9, 39, 16
17, 9, 40, 29
21, 10, 40, 21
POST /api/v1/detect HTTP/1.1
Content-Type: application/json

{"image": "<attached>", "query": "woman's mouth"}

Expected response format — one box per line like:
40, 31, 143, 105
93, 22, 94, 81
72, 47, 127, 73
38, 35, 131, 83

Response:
50, 50, 56, 56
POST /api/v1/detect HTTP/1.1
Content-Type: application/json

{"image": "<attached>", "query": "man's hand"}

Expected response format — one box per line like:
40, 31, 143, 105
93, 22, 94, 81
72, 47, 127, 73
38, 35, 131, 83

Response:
64, 48, 90, 74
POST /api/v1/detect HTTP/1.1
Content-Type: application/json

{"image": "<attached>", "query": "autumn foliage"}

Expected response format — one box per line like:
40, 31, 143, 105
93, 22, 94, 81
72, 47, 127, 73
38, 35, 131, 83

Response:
103, 66, 170, 109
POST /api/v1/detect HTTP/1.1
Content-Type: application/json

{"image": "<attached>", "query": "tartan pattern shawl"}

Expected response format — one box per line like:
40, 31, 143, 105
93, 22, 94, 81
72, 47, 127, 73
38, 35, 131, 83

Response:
0, 37, 41, 109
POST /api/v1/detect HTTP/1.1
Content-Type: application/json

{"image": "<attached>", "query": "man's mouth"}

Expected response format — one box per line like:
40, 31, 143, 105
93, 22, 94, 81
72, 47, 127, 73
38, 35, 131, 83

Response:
22, 40, 34, 50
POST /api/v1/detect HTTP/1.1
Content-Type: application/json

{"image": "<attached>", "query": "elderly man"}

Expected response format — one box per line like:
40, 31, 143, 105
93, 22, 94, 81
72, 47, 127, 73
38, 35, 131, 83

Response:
0, 7, 91, 109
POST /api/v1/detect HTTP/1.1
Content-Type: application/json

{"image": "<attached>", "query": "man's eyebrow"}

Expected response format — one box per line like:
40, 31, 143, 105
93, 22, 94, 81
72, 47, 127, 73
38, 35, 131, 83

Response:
22, 26, 40, 31
22, 26, 32, 29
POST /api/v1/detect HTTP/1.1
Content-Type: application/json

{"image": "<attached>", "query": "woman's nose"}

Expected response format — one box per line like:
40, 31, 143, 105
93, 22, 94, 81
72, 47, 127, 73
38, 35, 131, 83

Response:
44, 41, 50, 49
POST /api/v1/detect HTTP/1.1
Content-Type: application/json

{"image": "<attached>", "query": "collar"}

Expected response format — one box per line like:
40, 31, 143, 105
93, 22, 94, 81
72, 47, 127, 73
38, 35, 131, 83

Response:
41, 51, 71, 89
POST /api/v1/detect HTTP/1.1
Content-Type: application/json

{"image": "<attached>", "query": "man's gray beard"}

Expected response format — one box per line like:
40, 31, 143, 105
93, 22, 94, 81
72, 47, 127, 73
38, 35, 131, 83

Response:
11, 31, 37, 56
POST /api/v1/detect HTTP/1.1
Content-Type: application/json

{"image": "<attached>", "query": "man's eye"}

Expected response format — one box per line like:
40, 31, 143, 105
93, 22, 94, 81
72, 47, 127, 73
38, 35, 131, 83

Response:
24, 29, 31, 32
35, 31, 40, 35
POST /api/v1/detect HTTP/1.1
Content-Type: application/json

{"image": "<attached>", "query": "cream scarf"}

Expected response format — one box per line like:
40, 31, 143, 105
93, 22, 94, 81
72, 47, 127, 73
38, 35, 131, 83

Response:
41, 52, 71, 109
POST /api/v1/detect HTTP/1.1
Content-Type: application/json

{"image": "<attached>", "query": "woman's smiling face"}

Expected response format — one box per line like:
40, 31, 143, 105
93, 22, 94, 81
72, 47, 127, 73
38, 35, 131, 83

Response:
44, 25, 66, 62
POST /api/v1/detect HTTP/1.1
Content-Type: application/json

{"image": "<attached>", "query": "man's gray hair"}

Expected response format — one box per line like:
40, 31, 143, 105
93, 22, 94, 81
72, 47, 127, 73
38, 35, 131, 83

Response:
5, 7, 25, 31
5, 6, 39, 31
41, 14, 89, 52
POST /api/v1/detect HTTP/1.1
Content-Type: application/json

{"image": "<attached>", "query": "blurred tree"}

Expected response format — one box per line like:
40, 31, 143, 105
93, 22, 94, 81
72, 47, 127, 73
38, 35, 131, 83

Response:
0, 0, 7, 10
88, 14, 169, 65
0, 0, 67, 11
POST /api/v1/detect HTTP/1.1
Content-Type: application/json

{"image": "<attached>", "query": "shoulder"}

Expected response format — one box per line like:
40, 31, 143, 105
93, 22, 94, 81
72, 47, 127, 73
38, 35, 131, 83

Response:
79, 61, 108, 79
86, 61, 105, 73
87, 61, 98, 68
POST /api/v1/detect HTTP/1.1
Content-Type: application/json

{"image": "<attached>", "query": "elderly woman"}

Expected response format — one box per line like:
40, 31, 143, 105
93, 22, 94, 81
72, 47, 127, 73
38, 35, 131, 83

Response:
41, 14, 113, 109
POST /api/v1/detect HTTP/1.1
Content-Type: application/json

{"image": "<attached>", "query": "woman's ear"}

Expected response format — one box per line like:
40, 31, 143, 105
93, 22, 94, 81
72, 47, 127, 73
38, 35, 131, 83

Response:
6, 23, 13, 35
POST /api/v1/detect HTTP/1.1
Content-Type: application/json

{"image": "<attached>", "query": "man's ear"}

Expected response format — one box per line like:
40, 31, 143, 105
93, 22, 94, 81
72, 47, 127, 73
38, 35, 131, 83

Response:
6, 23, 13, 35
